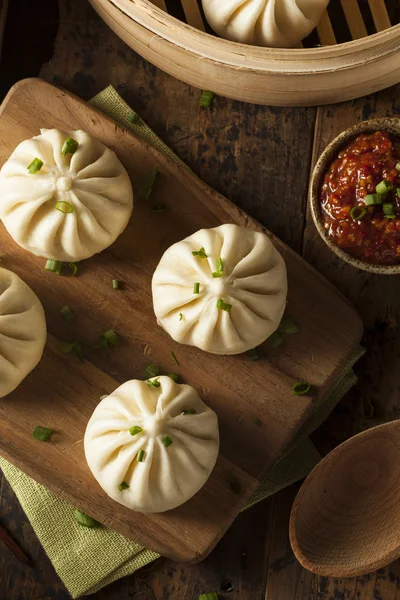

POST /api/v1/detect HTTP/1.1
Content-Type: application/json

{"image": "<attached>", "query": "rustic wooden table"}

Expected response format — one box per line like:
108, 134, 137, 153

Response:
1, 1, 400, 599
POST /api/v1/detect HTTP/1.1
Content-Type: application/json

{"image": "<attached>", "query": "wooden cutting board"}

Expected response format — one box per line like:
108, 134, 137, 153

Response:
0, 78, 362, 562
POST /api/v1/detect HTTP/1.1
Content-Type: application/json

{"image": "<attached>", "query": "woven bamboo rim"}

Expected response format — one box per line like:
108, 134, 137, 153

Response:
90, 0, 400, 106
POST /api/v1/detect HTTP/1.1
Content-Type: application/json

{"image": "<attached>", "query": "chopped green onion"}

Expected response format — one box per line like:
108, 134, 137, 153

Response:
200, 90, 215, 108
144, 364, 160, 379
119, 481, 129, 491
74, 510, 99, 528
364, 193, 383, 206
227, 472, 241, 494
45, 259, 63, 275
61, 137, 79, 156
32, 425, 53, 442
396, 162, 400, 172
193, 282, 200, 294
397, 188, 400, 199
268, 331, 284, 348
161, 435, 173, 448
170, 351, 179, 366
179, 313, 183, 321
55, 201, 74, 214
376, 179, 394, 195
138, 166, 159, 201
253, 417, 263, 426
192, 247, 207, 258
349, 206, 366, 221
59, 340, 84, 362
152, 204, 167, 212
383, 203, 396, 218
69, 262, 78, 276
100, 329, 119, 348
147, 377, 161, 388
278, 317, 299, 335
112, 279, 120, 289
182, 408, 196, 415
168, 372, 179, 382
27, 157, 43, 174
248, 348, 261, 361
60, 305, 75, 323
137, 449, 145, 462
198, 594, 219, 600
292, 381, 312, 396
129, 425, 143, 436
216, 298, 232, 312
128, 112, 140, 124
212, 257, 224, 278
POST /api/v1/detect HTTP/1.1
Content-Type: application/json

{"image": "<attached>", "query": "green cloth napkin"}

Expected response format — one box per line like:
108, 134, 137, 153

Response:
0, 86, 365, 599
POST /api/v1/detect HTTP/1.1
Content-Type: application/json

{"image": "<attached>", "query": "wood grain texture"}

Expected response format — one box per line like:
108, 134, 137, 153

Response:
0, 77, 361, 563
1, 0, 399, 599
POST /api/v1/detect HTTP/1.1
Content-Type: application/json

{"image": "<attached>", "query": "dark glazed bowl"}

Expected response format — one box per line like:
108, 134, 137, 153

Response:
309, 117, 400, 275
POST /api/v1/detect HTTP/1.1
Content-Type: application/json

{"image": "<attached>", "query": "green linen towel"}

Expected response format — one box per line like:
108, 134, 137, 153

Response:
0, 86, 365, 598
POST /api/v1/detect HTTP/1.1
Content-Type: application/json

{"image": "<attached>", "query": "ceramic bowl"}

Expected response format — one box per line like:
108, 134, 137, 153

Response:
309, 117, 400, 275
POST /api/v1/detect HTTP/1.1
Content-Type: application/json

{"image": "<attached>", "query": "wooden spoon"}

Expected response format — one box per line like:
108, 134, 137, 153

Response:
290, 420, 400, 577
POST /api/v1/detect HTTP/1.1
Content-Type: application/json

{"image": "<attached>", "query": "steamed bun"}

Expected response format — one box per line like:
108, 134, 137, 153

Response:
0, 129, 133, 262
152, 224, 287, 355
84, 376, 219, 513
202, 0, 330, 48
0, 268, 46, 398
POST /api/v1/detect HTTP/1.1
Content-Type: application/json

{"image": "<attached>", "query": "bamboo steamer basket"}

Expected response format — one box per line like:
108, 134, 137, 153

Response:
89, 0, 400, 106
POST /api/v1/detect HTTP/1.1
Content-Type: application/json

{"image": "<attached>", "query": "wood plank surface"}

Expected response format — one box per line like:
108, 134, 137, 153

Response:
0, 77, 361, 564
0, 0, 398, 599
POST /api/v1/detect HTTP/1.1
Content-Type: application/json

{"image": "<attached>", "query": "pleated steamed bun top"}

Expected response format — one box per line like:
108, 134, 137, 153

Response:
152, 224, 288, 355
84, 376, 219, 513
0, 268, 46, 398
202, 0, 330, 48
0, 129, 133, 262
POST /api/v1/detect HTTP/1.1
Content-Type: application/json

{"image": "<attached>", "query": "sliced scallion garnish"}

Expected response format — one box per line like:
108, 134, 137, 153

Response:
248, 348, 261, 361
278, 317, 299, 335
69, 262, 78, 276
253, 417, 263, 426
144, 364, 160, 379
119, 481, 129, 491
179, 313, 183, 321
170, 351, 179, 366
193, 282, 200, 294
292, 381, 312, 396
383, 203, 396, 218
129, 425, 143, 436
216, 298, 232, 312
161, 435, 173, 448
397, 188, 400, 199
349, 206, 366, 221
168, 372, 179, 382
147, 377, 161, 388
27, 157, 43, 174
55, 201, 74, 214
61, 137, 79, 156
112, 279, 120, 289
100, 329, 119, 348
59, 340, 84, 362
60, 305, 75, 323
200, 90, 215, 108
396, 162, 400, 172
376, 179, 393, 195
74, 510, 99, 528
137, 449, 145, 462
192, 247, 207, 258
212, 257, 224, 278
364, 193, 382, 206
32, 425, 53, 442
182, 408, 196, 415
138, 166, 159, 201
267, 331, 284, 348
198, 594, 219, 600
45, 259, 63, 275
128, 112, 140, 124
